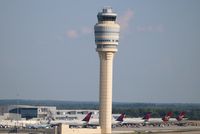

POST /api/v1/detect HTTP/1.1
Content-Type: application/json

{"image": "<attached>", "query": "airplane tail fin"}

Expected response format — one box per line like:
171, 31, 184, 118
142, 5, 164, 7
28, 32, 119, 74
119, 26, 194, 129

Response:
162, 112, 173, 122
82, 112, 92, 122
143, 112, 151, 121
179, 112, 186, 116
116, 113, 125, 122
166, 112, 173, 117
176, 112, 186, 121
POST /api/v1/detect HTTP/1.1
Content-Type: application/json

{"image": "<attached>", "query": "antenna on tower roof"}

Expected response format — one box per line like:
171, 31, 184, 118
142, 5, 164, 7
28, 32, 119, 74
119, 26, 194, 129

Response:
102, 6, 113, 13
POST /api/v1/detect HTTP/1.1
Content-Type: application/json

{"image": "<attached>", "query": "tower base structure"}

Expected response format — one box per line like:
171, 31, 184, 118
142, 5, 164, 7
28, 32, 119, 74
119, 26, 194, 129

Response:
99, 52, 115, 134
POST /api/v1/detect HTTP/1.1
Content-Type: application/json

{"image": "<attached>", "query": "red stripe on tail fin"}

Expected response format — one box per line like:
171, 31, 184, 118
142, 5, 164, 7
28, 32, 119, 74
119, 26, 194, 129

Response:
166, 112, 173, 117
116, 113, 125, 122
162, 112, 173, 122
82, 112, 92, 122
176, 112, 186, 121
143, 112, 151, 121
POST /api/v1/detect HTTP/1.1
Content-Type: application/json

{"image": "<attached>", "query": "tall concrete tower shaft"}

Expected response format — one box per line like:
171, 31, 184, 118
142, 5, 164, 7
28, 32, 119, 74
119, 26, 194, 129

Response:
94, 7, 120, 134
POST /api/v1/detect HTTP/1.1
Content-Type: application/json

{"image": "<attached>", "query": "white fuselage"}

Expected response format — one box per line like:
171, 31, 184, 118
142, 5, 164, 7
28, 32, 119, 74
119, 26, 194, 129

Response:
50, 119, 87, 126
88, 118, 122, 126
122, 117, 146, 124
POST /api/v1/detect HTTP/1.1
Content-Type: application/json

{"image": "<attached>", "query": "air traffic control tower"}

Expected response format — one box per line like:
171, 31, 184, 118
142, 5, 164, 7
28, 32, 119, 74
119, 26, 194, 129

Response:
94, 7, 120, 134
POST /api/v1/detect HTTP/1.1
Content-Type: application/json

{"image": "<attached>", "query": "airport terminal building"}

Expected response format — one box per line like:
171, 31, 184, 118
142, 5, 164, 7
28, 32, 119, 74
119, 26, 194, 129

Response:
0, 105, 99, 120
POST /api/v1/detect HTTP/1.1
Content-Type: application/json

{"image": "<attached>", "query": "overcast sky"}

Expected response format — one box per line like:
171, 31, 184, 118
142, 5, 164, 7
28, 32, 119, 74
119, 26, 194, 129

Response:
0, 0, 200, 103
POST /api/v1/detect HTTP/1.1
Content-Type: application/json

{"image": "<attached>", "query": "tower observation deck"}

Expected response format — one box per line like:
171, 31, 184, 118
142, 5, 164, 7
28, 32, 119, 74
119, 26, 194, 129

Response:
95, 7, 120, 53
94, 7, 120, 134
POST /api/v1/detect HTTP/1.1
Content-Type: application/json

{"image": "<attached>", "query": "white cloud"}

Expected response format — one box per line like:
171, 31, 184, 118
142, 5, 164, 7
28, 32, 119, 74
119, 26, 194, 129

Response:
118, 9, 134, 31
136, 24, 165, 33
66, 26, 92, 39
66, 30, 78, 38
118, 9, 165, 34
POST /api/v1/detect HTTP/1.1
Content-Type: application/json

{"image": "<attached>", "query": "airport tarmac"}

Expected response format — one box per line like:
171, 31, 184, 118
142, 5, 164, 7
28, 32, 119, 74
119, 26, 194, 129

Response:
0, 128, 54, 134
0, 125, 200, 134
112, 126, 200, 134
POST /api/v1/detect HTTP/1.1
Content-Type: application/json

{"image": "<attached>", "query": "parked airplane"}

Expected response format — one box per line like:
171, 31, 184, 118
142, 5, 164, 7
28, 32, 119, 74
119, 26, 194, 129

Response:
49, 112, 92, 126
119, 113, 151, 125
145, 111, 187, 124
169, 112, 186, 122
88, 113, 126, 126
145, 112, 173, 124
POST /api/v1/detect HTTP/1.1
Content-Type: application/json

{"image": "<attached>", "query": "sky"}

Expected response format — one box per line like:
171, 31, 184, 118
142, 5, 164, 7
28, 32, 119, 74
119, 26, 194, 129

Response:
0, 0, 200, 103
